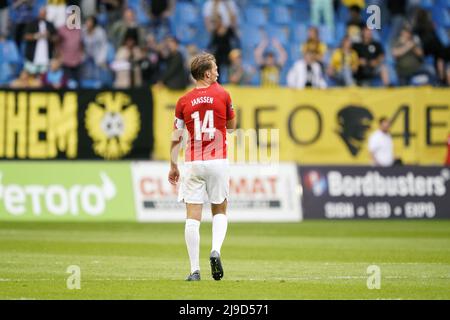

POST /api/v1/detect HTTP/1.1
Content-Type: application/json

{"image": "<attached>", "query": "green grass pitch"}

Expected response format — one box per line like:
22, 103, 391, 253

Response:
0, 220, 449, 300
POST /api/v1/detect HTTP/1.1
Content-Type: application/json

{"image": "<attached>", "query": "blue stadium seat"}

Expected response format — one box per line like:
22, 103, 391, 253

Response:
335, 23, 347, 42
133, 1, 150, 26
278, 0, 296, 5
271, 5, 291, 25
387, 63, 399, 87
252, 0, 271, 6
292, 23, 308, 44
288, 42, 301, 61
241, 24, 263, 49
420, 0, 435, 9
337, 4, 349, 23
318, 25, 336, 47
106, 42, 116, 65
267, 25, 290, 47
0, 40, 21, 85
176, 2, 200, 26
437, 27, 450, 46
293, 5, 310, 24
244, 6, 268, 26
175, 24, 198, 45
444, 9, 450, 27
80, 79, 102, 89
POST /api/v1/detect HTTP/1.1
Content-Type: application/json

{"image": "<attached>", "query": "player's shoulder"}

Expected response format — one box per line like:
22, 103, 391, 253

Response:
178, 88, 195, 104
211, 82, 231, 97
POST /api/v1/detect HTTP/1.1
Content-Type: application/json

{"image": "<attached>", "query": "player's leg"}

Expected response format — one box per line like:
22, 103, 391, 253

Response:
185, 203, 202, 281
180, 162, 206, 281
209, 200, 227, 281
206, 160, 230, 280
211, 200, 228, 255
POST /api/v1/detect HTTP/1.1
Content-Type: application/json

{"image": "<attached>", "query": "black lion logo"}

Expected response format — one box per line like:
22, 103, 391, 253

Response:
336, 106, 374, 156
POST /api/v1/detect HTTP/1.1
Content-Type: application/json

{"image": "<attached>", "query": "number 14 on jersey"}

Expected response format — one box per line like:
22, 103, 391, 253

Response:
191, 110, 216, 140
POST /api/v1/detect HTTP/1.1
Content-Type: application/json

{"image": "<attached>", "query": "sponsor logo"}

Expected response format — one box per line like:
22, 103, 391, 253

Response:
327, 169, 449, 197
85, 92, 141, 159
336, 106, 374, 156
304, 170, 328, 196
0, 172, 116, 216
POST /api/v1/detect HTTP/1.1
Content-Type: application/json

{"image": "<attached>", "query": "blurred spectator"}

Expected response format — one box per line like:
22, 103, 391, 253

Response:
411, 8, 446, 84
327, 36, 358, 86
12, 0, 35, 49
368, 117, 394, 167
41, 58, 68, 89
81, 0, 97, 18
228, 49, 252, 85
57, 24, 83, 85
82, 16, 108, 82
0, 33, 21, 86
346, 5, 364, 43
203, 0, 239, 33
140, 33, 161, 86
287, 50, 327, 89
207, 13, 239, 83
310, 0, 334, 36
352, 27, 390, 86
185, 43, 200, 71
0, 0, 8, 36
148, 0, 175, 41
341, 0, 365, 9
109, 8, 147, 49
157, 36, 188, 90
387, 0, 408, 46
97, 0, 124, 26
254, 37, 287, 87
392, 27, 430, 86
46, 0, 67, 29
23, 7, 57, 75
301, 26, 328, 68
10, 70, 42, 88
446, 53, 450, 86
111, 35, 144, 88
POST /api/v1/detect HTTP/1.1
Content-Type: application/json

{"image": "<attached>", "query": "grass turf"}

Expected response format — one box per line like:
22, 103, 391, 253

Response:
0, 220, 449, 300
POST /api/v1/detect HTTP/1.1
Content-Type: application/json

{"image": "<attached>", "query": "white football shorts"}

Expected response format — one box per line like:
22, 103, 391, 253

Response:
178, 159, 230, 204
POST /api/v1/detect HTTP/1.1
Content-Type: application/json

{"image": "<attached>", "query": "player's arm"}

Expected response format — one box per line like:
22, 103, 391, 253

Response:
227, 117, 237, 132
168, 99, 185, 185
226, 93, 237, 133
168, 129, 183, 185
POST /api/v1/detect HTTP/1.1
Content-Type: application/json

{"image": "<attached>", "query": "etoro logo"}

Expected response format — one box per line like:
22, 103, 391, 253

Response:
304, 170, 327, 196
85, 92, 141, 159
0, 172, 116, 216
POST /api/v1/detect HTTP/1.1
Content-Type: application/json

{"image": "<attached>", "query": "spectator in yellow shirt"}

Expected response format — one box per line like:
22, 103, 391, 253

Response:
254, 36, 287, 87
328, 36, 359, 86
342, 0, 365, 9
301, 26, 327, 68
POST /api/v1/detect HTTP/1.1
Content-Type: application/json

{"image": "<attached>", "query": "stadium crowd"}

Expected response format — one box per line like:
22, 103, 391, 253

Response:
1, 0, 450, 89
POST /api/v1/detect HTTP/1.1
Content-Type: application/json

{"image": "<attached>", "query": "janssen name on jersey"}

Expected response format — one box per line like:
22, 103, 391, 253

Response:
191, 96, 214, 107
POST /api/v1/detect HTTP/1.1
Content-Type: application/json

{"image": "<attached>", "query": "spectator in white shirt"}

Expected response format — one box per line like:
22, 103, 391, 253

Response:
203, 0, 239, 33
368, 117, 394, 167
287, 50, 327, 89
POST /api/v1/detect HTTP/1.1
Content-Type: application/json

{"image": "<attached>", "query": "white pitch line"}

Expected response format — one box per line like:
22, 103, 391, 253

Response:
1, 275, 450, 282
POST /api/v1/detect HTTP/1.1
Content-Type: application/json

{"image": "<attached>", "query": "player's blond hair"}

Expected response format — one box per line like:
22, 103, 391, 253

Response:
190, 52, 216, 81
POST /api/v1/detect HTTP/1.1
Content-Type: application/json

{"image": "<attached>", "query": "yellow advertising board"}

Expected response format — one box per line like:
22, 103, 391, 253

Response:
153, 86, 450, 165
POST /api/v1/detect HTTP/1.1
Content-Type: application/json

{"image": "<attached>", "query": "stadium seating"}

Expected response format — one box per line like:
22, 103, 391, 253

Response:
0, 40, 21, 86
2, 0, 450, 88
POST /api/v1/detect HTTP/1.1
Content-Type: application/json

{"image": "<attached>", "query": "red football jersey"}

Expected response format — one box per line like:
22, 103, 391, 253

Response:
175, 82, 235, 161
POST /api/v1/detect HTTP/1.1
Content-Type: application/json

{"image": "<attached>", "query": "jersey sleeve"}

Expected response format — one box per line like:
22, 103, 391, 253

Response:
225, 92, 235, 120
174, 97, 185, 129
